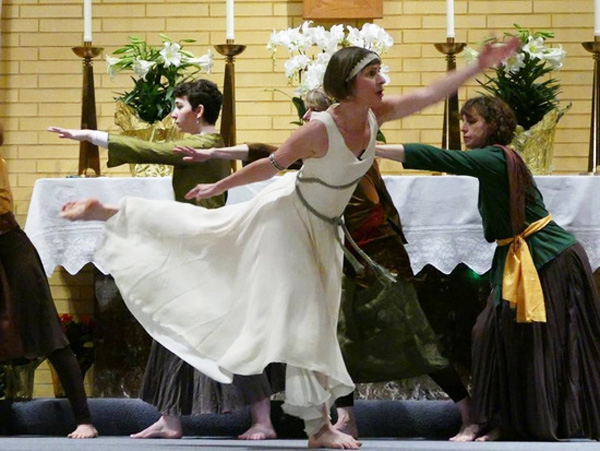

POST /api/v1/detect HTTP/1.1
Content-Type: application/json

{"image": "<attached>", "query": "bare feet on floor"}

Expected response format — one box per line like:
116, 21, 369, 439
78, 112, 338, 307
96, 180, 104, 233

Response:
130, 415, 183, 439
238, 423, 277, 440
67, 423, 98, 439
308, 423, 361, 449
60, 198, 113, 221
449, 422, 482, 442
475, 427, 501, 441
332, 407, 359, 439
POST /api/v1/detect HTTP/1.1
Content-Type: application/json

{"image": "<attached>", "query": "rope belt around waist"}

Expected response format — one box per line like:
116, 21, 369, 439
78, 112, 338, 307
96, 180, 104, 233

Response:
295, 174, 396, 286
496, 214, 553, 323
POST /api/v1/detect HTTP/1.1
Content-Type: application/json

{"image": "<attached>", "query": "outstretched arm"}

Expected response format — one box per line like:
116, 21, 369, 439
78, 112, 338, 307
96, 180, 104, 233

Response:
374, 37, 520, 125
375, 144, 406, 163
185, 121, 327, 200
47, 127, 108, 148
174, 144, 251, 162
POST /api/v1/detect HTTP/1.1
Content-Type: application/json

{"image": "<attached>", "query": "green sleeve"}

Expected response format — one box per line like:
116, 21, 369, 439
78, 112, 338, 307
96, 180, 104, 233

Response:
403, 144, 505, 178
107, 133, 223, 168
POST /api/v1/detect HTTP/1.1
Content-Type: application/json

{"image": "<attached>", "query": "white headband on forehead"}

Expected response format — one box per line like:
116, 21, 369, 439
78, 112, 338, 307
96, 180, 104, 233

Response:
345, 53, 380, 82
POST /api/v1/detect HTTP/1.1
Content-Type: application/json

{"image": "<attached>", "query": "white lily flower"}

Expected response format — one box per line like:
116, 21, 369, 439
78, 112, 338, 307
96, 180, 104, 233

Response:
522, 36, 545, 61
463, 46, 480, 64
184, 50, 214, 73
133, 57, 155, 80
160, 41, 182, 68
503, 52, 525, 73
543, 46, 566, 69
105, 55, 121, 79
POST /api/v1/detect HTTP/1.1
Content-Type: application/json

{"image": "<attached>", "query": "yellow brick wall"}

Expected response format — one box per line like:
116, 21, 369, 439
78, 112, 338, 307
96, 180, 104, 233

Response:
0, 0, 595, 396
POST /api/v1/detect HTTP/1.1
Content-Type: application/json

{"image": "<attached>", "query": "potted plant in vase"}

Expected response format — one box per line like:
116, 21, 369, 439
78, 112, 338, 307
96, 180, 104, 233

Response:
266, 21, 393, 141
106, 34, 214, 177
465, 25, 569, 174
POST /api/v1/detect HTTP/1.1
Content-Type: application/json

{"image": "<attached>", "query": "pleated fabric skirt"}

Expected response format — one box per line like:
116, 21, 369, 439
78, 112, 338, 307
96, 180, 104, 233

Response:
471, 242, 600, 440
0, 228, 68, 362
140, 340, 285, 415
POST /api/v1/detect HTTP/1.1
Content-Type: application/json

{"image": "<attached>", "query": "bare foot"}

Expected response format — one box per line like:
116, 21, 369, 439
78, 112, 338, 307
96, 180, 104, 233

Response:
60, 198, 116, 221
476, 427, 501, 442
449, 423, 482, 442
308, 423, 361, 449
333, 406, 359, 439
67, 423, 98, 439
130, 415, 183, 439
238, 423, 277, 440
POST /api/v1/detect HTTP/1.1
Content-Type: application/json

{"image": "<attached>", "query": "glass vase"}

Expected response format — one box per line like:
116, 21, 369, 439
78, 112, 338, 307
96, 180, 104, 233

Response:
1, 357, 45, 401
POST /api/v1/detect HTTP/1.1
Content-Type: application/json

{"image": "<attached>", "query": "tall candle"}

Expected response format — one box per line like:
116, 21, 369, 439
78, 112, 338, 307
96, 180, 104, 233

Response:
83, 0, 92, 42
446, 0, 455, 38
595, 0, 600, 36
226, 0, 235, 41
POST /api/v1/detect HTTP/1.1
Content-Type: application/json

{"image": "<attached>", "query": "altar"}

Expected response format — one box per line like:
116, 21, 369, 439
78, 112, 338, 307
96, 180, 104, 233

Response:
24, 174, 600, 397
25, 174, 600, 277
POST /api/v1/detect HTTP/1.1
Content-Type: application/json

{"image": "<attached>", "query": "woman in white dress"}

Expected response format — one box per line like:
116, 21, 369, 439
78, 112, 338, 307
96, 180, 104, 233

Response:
58, 41, 517, 449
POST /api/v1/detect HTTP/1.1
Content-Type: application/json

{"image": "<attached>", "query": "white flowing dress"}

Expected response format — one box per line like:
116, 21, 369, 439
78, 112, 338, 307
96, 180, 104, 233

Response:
95, 109, 377, 425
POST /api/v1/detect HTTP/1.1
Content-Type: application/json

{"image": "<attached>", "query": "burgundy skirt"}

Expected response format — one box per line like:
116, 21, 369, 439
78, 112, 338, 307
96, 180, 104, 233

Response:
0, 224, 68, 362
470, 242, 600, 440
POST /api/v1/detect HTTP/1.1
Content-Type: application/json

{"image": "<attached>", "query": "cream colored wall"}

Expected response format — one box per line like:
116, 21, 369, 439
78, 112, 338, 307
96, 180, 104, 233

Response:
0, 0, 594, 396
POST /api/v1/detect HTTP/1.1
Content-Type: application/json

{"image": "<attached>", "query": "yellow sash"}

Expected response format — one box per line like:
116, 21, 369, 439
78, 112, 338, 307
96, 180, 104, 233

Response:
496, 214, 552, 323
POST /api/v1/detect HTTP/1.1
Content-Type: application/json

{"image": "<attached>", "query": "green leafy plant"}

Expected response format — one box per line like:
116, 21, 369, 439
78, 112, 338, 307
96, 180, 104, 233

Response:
59, 314, 95, 373
106, 34, 214, 124
465, 25, 566, 130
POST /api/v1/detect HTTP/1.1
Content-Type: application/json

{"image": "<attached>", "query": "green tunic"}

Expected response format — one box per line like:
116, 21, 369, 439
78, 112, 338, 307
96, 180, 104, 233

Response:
107, 133, 231, 209
403, 144, 576, 305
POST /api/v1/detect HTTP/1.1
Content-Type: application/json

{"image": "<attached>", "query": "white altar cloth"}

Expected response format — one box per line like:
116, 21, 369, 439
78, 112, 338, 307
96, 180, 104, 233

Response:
25, 174, 600, 277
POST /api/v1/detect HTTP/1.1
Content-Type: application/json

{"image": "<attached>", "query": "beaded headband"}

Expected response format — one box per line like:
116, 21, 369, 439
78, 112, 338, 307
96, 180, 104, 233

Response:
345, 53, 380, 83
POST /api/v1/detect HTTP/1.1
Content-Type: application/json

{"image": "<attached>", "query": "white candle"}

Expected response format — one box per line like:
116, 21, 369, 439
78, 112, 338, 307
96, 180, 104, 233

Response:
446, 0, 455, 38
595, 0, 600, 36
226, 0, 235, 41
83, 0, 92, 42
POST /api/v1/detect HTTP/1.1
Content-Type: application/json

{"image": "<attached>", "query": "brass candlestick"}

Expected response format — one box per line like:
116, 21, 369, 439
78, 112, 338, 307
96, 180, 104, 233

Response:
214, 40, 246, 149
434, 38, 466, 150
582, 36, 600, 174
72, 42, 103, 177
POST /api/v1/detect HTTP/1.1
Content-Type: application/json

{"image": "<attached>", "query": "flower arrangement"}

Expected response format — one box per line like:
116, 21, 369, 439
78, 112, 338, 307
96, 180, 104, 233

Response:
59, 314, 95, 373
464, 25, 566, 130
267, 21, 394, 124
106, 34, 214, 124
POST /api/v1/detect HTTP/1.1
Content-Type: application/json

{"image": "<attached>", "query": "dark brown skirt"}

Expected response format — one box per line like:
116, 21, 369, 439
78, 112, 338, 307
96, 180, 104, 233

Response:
0, 227, 68, 362
139, 340, 285, 415
471, 242, 600, 440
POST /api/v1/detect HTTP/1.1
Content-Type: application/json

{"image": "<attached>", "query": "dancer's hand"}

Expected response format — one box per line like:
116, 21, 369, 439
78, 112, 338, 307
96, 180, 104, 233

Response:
185, 183, 224, 200
173, 145, 214, 162
47, 126, 91, 142
477, 36, 521, 70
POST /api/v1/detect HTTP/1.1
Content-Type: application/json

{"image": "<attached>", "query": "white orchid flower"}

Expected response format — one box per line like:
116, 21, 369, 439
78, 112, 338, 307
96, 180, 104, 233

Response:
543, 46, 566, 69
380, 64, 391, 85
522, 35, 545, 61
105, 55, 121, 79
284, 54, 310, 80
133, 57, 155, 80
184, 50, 214, 73
160, 41, 182, 68
360, 23, 394, 54
303, 63, 327, 92
346, 26, 365, 48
